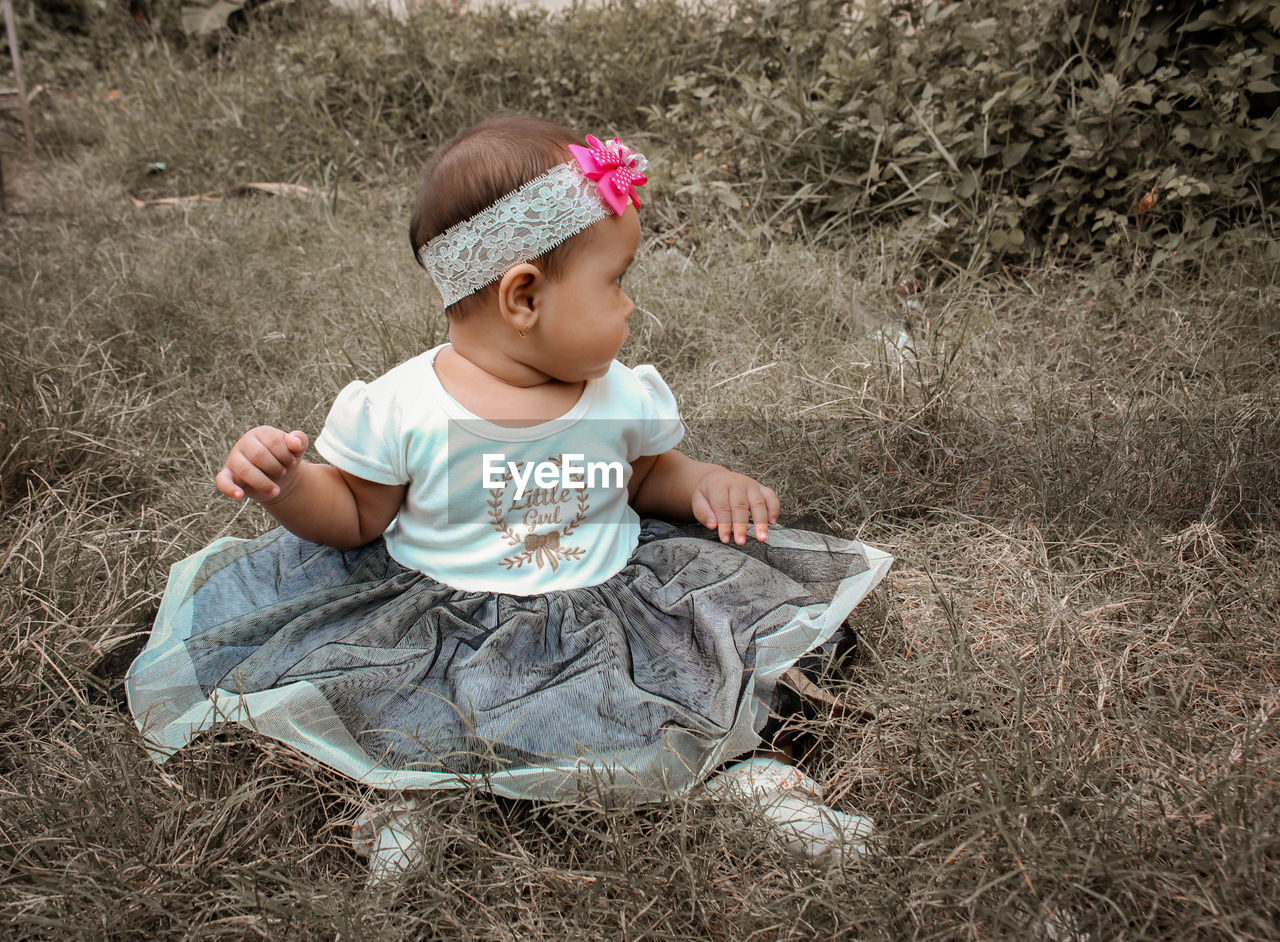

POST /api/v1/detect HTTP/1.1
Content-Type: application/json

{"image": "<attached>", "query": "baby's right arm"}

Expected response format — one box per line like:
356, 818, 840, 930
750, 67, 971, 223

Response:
215, 426, 406, 549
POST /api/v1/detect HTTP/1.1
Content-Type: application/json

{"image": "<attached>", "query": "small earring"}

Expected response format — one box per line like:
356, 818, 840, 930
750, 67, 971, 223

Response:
518, 329, 527, 337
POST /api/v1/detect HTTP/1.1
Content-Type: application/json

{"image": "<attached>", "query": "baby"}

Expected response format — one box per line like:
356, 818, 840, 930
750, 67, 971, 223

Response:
127, 115, 892, 879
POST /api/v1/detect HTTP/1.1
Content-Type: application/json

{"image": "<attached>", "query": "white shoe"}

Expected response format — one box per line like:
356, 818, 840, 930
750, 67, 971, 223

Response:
352, 799, 424, 886
759, 794, 874, 867
703, 757, 874, 867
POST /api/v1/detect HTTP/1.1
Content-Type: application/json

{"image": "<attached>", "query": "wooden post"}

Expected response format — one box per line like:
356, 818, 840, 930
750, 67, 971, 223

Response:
3, 0, 33, 157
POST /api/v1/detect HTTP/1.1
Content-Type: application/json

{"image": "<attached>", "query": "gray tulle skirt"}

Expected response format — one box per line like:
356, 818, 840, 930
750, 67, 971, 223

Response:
126, 520, 891, 801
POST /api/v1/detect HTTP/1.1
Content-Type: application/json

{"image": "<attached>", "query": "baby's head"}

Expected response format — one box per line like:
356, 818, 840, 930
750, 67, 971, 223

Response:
411, 116, 647, 319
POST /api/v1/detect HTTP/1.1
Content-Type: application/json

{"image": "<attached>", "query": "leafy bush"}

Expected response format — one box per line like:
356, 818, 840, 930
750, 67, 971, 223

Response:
34, 0, 1279, 270
650, 0, 1280, 267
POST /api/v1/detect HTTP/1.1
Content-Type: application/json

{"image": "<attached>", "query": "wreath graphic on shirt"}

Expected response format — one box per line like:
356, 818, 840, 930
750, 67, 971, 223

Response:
488, 454, 589, 570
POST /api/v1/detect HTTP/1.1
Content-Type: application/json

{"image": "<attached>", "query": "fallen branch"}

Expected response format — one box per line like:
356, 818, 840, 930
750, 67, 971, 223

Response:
129, 181, 317, 209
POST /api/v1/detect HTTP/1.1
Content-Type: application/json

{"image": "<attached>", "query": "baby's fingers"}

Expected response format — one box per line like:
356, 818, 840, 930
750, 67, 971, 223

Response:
692, 490, 716, 530
285, 430, 309, 458
762, 485, 781, 524
728, 488, 753, 545
215, 466, 246, 500
246, 428, 299, 475
692, 487, 735, 543
749, 488, 773, 542
223, 449, 283, 500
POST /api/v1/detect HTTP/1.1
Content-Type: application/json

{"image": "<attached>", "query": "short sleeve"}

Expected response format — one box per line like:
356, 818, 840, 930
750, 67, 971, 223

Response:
314, 381, 407, 485
628, 364, 685, 460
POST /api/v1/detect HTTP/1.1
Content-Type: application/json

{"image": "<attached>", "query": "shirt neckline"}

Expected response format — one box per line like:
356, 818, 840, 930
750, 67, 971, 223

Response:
423, 344, 599, 442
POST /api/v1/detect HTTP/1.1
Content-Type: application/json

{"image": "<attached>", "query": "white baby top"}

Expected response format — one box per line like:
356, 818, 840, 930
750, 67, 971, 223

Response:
314, 344, 685, 594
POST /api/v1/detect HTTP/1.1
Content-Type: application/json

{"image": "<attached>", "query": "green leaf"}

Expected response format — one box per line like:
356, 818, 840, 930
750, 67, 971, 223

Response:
1180, 9, 1228, 32
915, 185, 955, 203
957, 18, 998, 52
181, 0, 247, 34
1003, 140, 1032, 169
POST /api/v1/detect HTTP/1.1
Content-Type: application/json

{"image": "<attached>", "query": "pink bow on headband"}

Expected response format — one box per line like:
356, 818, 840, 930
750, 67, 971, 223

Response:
568, 134, 648, 216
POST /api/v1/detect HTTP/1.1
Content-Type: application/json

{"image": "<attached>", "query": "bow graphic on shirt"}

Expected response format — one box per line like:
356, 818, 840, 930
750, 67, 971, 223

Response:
523, 530, 562, 570
490, 456, 590, 571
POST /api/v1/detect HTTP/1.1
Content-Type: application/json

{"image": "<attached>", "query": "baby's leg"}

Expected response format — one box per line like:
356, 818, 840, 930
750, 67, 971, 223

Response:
712, 622, 872, 867
352, 794, 426, 886
757, 607, 857, 761
701, 755, 874, 868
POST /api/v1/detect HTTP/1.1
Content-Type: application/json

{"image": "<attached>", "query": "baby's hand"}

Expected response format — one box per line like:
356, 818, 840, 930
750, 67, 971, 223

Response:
215, 426, 309, 504
691, 469, 781, 545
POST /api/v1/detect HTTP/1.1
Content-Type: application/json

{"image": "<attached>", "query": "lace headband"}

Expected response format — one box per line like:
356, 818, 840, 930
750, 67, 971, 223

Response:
418, 134, 648, 308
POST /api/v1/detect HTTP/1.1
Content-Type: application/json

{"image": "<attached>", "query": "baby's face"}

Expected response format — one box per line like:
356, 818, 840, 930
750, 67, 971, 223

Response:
532, 207, 640, 382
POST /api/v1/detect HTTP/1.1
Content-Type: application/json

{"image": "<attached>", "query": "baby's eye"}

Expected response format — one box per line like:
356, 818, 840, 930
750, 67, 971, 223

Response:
614, 273, 625, 287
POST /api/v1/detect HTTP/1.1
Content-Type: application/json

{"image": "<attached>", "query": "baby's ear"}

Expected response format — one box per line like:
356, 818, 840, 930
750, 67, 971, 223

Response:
497, 263, 543, 333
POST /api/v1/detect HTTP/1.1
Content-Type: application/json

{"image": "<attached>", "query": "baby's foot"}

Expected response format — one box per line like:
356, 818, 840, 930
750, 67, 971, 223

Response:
702, 756, 874, 867
351, 798, 423, 886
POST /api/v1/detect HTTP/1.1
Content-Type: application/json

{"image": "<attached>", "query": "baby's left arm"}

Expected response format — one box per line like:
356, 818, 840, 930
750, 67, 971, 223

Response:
629, 450, 780, 545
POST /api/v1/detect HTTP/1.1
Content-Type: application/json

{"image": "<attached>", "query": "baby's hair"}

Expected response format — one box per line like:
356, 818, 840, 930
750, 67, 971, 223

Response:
410, 115, 585, 319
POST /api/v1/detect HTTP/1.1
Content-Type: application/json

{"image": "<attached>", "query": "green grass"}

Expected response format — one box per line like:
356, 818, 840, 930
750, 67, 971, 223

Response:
2, 6, 1278, 939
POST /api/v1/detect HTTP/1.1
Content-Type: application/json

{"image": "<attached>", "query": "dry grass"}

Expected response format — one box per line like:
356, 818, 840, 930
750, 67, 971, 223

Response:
1, 10, 1278, 940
